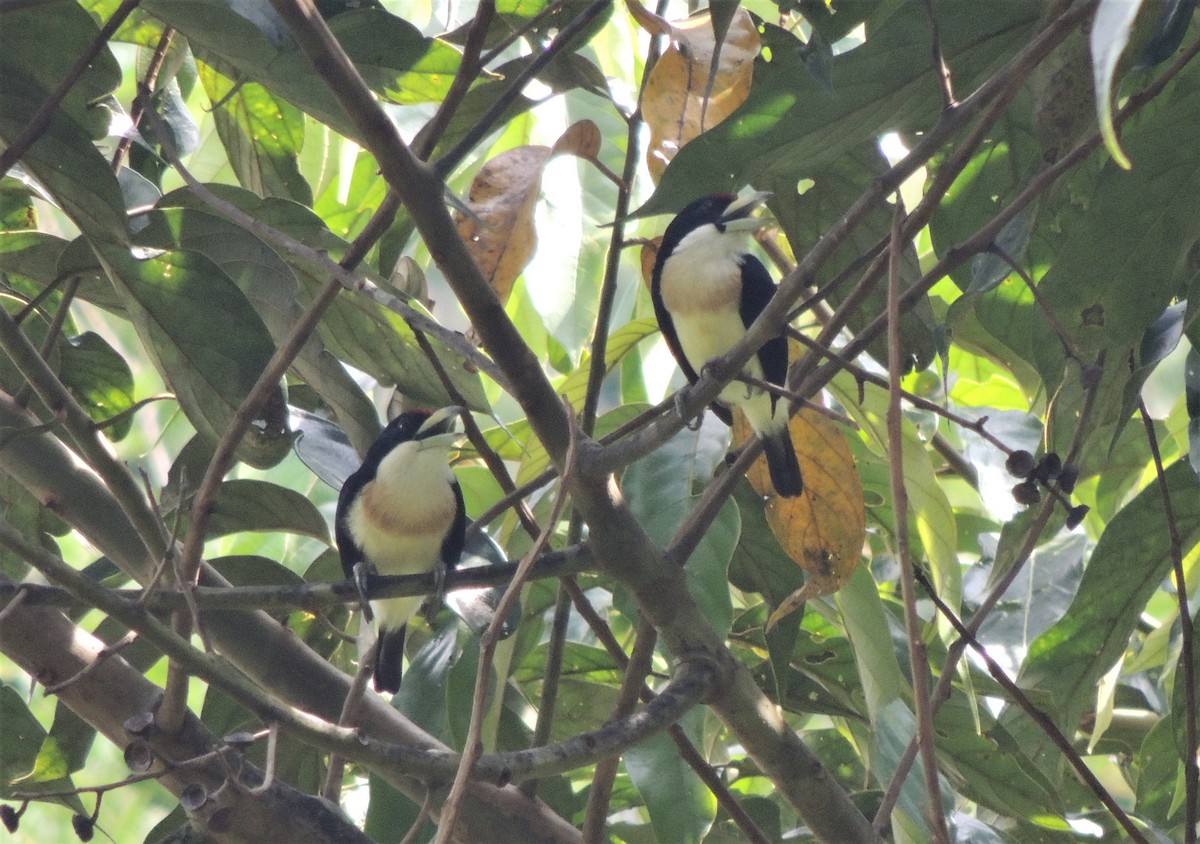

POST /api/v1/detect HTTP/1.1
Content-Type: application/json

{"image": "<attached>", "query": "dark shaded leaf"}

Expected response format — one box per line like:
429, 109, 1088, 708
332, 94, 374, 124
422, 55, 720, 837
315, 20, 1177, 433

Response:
202, 479, 329, 542
0, 5, 119, 138
1134, 0, 1198, 70
1007, 461, 1200, 773
625, 709, 715, 844
60, 331, 135, 440
92, 243, 289, 465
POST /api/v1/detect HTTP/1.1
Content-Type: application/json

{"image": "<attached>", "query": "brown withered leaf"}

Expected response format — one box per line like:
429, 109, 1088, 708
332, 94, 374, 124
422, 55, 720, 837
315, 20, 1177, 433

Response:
734, 407, 865, 627
638, 8, 759, 182
455, 120, 601, 304
551, 118, 602, 160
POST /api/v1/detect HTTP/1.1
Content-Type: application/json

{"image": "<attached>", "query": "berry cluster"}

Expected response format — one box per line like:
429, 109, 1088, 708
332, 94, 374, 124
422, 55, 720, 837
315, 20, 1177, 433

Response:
1005, 450, 1088, 529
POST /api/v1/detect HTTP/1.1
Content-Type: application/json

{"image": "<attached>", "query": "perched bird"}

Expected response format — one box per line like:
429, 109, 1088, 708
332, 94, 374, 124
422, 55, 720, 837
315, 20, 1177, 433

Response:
651, 191, 803, 497
335, 406, 467, 693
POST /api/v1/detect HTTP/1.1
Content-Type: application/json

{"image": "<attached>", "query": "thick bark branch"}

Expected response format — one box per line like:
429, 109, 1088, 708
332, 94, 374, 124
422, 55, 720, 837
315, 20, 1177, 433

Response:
0, 581, 369, 844
0, 394, 579, 844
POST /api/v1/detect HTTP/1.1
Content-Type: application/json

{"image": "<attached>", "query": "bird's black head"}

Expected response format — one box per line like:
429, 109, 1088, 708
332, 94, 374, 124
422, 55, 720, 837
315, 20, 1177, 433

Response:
361, 406, 462, 470
655, 192, 771, 270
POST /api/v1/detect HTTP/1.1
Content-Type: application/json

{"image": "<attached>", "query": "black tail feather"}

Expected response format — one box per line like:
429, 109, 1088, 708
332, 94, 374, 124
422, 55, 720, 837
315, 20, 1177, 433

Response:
373, 625, 407, 694
762, 430, 803, 498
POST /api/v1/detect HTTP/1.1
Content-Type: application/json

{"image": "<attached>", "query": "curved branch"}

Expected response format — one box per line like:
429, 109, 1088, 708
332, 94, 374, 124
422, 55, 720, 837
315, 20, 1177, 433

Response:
0, 575, 370, 844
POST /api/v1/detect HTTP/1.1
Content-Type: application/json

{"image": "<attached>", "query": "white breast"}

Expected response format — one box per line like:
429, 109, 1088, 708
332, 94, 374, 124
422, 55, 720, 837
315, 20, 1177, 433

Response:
660, 228, 767, 411
347, 441, 457, 630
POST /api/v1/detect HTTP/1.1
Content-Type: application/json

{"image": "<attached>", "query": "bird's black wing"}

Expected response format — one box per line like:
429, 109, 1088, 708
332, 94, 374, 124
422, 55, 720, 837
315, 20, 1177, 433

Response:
738, 254, 789, 392
335, 469, 368, 580
442, 481, 468, 572
651, 257, 735, 426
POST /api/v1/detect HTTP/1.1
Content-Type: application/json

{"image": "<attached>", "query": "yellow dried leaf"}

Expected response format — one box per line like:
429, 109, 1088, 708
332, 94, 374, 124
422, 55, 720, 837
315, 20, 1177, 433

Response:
640, 9, 759, 182
455, 122, 600, 304
455, 145, 549, 304
735, 408, 865, 624
551, 118, 602, 160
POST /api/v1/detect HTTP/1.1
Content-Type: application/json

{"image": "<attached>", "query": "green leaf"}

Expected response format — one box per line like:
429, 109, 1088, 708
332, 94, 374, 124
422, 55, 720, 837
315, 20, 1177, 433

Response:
0, 5, 119, 138
142, 0, 461, 137
1008, 461, 1200, 773
0, 178, 36, 230
728, 481, 805, 699
0, 94, 128, 246
830, 371, 960, 614
934, 695, 1063, 822
555, 317, 659, 411
0, 686, 83, 812
59, 331, 135, 440
1038, 68, 1200, 361
1134, 0, 1198, 70
1135, 715, 1184, 827
328, 10, 463, 105
1090, 0, 1143, 169
138, 197, 380, 453
92, 243, 289, 463
835, 565, 907, 717
622, 425, 739, 639
200, 479, 329, 542
364, 772, 430, 844
393, 623, 459, 742
641, 2, 1040, 215
869, 700, 945, 840
624, 709, 716, 844
0, 232, 69, 282
34, 704, 94, 783
197, 56, 312, 204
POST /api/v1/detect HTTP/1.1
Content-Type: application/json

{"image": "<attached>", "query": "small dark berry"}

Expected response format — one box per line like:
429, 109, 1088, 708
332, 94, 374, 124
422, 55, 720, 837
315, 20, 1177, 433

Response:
1, 805, 19, 833
1005, 450, 1036, 479
1065, 504, 1090, 530
1058, 464, 1079, 494
180, 783, 208, 812
1037, 453, 1063, 480
71, 814, 94, 842
1011, 480, 1041, 506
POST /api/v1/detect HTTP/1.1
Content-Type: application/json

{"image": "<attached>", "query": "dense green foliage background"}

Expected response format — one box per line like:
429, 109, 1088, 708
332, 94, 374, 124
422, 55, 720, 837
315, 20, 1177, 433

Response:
1, 0, 1199, 842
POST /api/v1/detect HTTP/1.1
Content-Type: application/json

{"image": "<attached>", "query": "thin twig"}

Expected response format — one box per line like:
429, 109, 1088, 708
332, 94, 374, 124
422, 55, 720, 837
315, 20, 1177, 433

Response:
874, 352, 1104, 830
42, 630, 138, 695
920, 0, 955, 109
399, 790, 436, 844
988, 244, 1084, 361
582, 617, 658, 843
432, 0, 613, 177
8, 740, 248, 802
245, 723, 279, 795
14, 276, 80, 408
111, 27, 175, 171
0, 585, 28, 628
320, 656, 374, 804
413, 0, 496, 160
412, 329, 539, 537
1138, 398, 1196, 843
885, 197, 949, 843
436, 402, 580, 842
913, 570, 1149, 843
520, 565, 574, 800
732, 373, 856, 428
